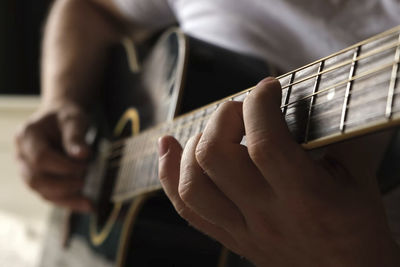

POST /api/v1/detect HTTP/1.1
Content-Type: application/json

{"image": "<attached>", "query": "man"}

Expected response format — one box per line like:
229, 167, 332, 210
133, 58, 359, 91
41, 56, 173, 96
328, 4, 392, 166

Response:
15, 0, 400, 265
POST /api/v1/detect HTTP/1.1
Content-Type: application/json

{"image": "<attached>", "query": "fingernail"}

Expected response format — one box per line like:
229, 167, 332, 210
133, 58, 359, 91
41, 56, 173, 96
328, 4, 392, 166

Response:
158, 137, 169, 157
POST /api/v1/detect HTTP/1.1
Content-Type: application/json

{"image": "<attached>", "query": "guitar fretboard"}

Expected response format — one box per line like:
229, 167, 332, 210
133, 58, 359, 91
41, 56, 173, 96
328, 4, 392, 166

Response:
109, 25, 400, 203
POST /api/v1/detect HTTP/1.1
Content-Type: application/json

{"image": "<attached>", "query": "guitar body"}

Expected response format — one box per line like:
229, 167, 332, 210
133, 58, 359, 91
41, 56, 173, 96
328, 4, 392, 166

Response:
59, 28, 270, 267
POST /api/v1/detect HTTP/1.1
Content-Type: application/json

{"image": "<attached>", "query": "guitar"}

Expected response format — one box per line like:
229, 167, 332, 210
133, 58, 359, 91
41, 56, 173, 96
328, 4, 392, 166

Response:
54, 25, 400, 267
59, 27, 270, 267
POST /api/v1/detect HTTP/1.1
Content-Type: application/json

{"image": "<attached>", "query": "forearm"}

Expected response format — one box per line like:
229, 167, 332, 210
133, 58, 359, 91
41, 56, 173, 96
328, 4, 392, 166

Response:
40, 0, 126, 111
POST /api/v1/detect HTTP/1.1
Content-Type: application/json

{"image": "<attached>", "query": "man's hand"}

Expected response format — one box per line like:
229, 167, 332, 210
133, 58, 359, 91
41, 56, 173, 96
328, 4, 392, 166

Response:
15, 104, 92, 212
158, 78, 400, 266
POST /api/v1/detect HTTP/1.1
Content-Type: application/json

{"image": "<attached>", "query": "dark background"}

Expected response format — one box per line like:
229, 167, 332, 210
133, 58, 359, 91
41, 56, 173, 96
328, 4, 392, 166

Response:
1, 0, 53, 95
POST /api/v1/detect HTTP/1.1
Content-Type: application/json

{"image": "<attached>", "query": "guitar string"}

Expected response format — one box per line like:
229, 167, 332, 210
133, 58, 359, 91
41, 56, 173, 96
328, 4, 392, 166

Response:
284, 73, 393, 119
106, 36, 400, 189
111, 89, 400, 196
111, 93, 400, 198
281, 59, 398, 109
106, 57, 400, 162
106, 39, 400, 153
110, 72, 397, 169
277, 26, 400, 80
109, 82, 399, 170
110, 87, 400, 169
88, 28, 400, 199
280, 40, 400, 91
106, 35, 399, 150
109, 82, 400, 168
286, 92, 400, 134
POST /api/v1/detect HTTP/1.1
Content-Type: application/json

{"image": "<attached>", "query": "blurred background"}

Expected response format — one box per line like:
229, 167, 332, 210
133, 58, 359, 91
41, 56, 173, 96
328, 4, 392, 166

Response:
1, 1, 53, 266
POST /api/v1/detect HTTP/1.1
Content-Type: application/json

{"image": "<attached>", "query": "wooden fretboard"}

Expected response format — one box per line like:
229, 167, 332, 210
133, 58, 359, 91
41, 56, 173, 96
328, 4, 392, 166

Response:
109, 25, 400, 203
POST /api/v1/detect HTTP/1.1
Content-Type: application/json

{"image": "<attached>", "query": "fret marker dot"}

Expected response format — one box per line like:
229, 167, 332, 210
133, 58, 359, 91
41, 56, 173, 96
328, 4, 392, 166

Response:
327, 88, 335, 101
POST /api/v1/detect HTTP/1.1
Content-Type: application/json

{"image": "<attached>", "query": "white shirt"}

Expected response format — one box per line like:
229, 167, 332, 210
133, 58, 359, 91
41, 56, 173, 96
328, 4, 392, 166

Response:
112, 0, 400, 71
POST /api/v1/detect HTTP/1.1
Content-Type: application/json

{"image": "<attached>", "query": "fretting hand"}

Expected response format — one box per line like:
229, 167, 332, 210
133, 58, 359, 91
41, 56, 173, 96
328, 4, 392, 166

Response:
158, 78, 400, 267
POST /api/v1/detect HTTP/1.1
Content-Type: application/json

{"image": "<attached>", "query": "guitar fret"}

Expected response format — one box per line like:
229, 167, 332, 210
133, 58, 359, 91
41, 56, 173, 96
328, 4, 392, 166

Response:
148, 155, 155, 187
304, 61, 324, 143
199, 114, 207, 132
232, 91, 247, 102
175, 118, 184, 144
214, 102, 221, 112
339, 46, 361, 132
150, 155, 160, 188
129, 142, 140, 190
282, 72, 295, 116
182, 114, 194, 147
385, 33, 400, 119
149, 130, 161, 188
136, 133, 148, 188
117, 142, 130, 195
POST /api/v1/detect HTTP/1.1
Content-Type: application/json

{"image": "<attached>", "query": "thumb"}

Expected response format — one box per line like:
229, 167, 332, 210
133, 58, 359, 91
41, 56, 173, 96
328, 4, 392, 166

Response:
58, 108, 90, 160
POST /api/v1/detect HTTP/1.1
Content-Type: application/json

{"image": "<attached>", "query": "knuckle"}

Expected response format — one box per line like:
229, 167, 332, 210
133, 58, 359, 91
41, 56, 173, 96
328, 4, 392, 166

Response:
178, 154, 200, 206
174, 202, 192, 221
247, 135, 295, 167
247, 137, 275, 164
195, 139, 220, 170
177, 177, 195, 205
158, 170, 169, 184
158, 156, 176, 184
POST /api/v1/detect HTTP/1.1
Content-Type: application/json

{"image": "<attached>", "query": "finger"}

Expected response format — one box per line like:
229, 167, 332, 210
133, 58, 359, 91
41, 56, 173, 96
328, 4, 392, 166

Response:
158, 135, 184, 208
58, 107, 90, 159
195, 101, 273, 213
179, 134, 246, 235
243, 78, 315, 193
17, 158, 91, 212
158, 136, 241, 250
19, 132, 87, 175
23, 172, 85, 200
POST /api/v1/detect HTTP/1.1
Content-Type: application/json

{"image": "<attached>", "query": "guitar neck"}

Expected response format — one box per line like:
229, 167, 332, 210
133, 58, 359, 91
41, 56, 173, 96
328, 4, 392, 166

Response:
110, 25, 400, 203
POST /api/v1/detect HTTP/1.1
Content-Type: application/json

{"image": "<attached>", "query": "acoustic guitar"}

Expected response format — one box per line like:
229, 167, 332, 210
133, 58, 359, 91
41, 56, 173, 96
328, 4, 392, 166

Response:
61, 25, 400, 267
